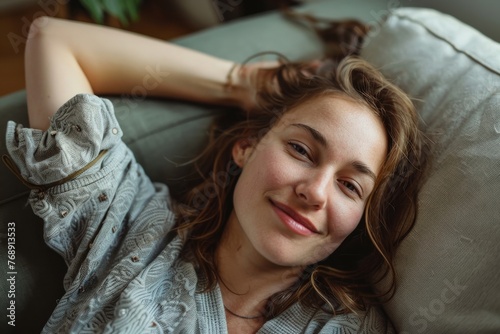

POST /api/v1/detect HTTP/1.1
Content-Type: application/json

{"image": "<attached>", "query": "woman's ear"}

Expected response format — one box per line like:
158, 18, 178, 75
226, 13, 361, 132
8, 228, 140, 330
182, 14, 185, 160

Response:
232, 139, 254, 168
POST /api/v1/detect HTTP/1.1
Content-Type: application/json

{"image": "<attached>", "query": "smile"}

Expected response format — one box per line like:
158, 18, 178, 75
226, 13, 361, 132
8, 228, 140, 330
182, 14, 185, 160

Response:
270, 200, 319, 236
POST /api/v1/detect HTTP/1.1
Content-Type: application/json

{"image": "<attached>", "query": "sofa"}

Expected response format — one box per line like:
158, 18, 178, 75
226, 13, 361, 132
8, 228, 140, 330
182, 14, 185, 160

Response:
1, 0, 499, 333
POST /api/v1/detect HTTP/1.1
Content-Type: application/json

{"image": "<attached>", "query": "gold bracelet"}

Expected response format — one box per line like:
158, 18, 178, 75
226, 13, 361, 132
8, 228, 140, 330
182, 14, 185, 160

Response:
225, 62, 240, 92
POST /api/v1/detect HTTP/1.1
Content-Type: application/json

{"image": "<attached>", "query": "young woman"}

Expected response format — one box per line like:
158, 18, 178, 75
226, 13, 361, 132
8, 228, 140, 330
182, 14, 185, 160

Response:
5, 15, 426, 334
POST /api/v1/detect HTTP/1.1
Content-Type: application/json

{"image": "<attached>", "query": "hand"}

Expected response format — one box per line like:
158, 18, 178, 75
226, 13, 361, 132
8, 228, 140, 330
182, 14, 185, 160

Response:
228, 60, 280, 113
230, 59, 324, 113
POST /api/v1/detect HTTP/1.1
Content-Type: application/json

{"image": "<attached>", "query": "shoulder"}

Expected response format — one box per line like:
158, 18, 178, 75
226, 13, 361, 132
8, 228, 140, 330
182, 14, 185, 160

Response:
264, 303, 394, 334
309, 305, 395, 334
356, 306, 395, 334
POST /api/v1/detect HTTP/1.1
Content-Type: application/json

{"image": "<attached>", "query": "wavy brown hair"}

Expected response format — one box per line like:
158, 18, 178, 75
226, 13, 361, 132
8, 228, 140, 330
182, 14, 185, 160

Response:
173, 16, 428, 318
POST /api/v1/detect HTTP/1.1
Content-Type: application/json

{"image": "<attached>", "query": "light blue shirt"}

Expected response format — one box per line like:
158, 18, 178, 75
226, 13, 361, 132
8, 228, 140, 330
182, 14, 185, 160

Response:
6, 94, 394, 333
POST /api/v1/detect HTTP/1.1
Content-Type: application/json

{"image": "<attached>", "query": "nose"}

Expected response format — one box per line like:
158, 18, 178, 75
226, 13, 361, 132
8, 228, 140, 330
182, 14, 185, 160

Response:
295, 170, 330, 209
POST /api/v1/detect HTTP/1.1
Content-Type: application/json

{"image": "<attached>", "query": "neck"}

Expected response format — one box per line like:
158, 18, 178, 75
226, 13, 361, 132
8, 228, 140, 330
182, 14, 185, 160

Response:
216, 211, 303, 317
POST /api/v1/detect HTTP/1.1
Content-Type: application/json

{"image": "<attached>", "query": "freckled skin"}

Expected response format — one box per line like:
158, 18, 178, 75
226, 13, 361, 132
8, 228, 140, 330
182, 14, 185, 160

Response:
229, 95, 388, 268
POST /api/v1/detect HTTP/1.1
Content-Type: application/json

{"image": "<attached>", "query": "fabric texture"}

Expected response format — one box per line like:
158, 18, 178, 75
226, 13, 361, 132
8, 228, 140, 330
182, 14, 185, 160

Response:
5, 94, 393, 333
361, 8, 500, 334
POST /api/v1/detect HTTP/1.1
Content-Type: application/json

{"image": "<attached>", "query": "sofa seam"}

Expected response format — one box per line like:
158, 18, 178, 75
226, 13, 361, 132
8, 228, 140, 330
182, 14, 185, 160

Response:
394, 12, 500, 77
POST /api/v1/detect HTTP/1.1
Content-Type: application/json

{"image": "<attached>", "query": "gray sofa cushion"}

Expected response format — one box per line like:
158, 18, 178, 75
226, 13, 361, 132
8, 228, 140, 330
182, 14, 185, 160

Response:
362, 8, 500, 333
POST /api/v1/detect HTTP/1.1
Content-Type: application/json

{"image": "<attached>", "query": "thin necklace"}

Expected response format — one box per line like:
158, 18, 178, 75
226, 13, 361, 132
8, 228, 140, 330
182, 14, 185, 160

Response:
224, 304, 264, 320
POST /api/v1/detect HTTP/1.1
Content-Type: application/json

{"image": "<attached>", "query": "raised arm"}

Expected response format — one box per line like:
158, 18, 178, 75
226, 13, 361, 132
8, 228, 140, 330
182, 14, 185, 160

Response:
25, 17, 249, 130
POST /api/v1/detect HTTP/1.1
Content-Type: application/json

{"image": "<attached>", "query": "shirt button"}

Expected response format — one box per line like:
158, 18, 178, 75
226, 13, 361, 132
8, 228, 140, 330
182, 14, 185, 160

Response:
112, 128, 118, 135
98, 193, 108, 202
118, 308, 127, 317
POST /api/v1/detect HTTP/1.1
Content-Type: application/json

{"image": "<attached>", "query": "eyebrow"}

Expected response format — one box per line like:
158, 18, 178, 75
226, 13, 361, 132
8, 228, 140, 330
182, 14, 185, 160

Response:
291, 123, 328, 147
351, 161, 377, 181
290, 123, 377, 181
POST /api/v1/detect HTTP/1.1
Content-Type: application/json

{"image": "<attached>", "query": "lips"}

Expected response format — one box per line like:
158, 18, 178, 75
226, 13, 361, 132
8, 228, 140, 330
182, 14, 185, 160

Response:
270, 199, 319, 235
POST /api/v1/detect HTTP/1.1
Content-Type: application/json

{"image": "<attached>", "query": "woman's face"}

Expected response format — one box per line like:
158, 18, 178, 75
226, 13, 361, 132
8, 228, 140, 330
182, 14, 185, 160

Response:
230, 94, 388, 267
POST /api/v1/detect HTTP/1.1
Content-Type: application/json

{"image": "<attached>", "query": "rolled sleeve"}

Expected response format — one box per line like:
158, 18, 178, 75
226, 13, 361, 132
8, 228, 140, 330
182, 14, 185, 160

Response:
6, 94, 123, 186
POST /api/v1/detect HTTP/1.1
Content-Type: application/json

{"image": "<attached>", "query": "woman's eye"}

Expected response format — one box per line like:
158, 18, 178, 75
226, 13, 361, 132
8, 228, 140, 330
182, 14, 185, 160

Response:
289, 142, 309, 157
340, 180, 362, 198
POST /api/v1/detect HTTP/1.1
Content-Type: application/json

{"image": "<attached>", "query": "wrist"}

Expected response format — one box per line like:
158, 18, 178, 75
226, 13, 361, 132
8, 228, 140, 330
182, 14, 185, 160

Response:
225, 62, 260, 112
224, 62, 250, 110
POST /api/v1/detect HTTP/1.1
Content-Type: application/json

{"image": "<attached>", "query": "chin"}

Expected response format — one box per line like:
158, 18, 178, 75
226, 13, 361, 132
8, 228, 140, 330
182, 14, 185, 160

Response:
257, 240, 316, 268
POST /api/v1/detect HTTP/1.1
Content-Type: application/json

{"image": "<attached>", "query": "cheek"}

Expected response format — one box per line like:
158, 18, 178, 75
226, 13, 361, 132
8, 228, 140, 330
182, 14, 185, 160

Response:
233, 145, 280, 205
243, 144, 291, 188
328, 206, 364, 242
313, 211, 364, 263
347, 210, 364, 233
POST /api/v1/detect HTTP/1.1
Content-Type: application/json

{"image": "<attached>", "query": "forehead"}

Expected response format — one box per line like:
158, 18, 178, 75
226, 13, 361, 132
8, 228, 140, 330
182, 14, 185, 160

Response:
279, 94, 374, 125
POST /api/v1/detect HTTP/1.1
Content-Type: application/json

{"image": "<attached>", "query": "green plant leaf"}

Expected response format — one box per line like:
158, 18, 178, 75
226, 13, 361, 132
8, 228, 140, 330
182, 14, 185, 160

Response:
103, 0, 128, 25
124, 0, 140, 22
79, 0, 143, 25
79, 0, 105, 23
